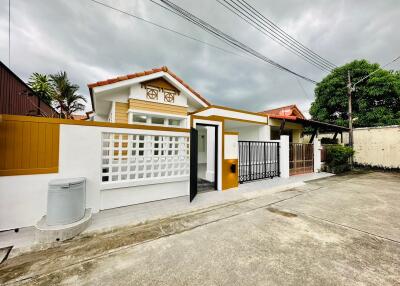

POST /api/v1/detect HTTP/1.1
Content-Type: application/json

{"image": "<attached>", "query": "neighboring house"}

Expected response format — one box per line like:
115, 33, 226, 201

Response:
260, 104, 348, 143
0, 61, 58, 117
71, 114, 89, 120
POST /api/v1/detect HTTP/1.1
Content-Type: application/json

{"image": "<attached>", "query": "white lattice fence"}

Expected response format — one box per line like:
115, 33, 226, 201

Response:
101, 132, 190, 184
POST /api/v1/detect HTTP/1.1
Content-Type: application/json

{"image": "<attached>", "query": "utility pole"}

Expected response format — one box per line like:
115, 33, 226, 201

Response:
347, 70, 354, 168
347, 71, 353, 148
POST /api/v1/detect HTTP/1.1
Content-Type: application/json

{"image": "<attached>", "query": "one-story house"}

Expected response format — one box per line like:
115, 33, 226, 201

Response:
88, 66, 347, 203
0, 66, 346, 231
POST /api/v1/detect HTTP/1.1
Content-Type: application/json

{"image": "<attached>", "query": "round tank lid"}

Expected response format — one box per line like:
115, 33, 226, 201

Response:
49, 177, 86, 187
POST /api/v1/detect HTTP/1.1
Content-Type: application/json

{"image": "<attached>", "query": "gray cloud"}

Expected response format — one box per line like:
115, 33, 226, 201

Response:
0, 0, 399, 116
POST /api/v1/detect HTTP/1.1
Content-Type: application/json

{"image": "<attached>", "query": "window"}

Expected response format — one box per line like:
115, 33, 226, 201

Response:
168, 119, 181, 126
132, 115, 147, 123
151, 117, 165, 125
101, 132, 190, 183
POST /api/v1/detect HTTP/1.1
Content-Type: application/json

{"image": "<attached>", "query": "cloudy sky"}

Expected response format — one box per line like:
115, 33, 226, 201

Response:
0, 0, 399, 115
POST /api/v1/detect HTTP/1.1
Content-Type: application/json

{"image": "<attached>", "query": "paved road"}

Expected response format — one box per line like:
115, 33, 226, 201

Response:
1, 171, 400, 285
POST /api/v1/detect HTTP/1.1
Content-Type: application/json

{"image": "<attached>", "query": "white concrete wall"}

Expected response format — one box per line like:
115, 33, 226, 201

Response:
101, 180, 189, 210
0, 173, 58, 231
353, 125, 400, 168
0, 124, 190, 231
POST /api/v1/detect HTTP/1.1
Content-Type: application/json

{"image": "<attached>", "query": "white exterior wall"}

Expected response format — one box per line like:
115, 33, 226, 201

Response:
0, 124, 190, 231
234, 125, 270, 141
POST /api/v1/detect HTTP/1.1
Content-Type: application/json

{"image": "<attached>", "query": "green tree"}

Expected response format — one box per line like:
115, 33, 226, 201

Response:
310, 59, 400, 127
28, 72, 53, 105
49, 71, 86, 119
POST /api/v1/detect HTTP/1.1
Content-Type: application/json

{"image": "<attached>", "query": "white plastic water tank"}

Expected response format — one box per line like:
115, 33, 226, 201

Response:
46, 178, 86, 226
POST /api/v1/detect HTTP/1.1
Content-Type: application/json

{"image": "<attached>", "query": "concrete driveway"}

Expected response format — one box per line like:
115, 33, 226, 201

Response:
1, 171, 399, 285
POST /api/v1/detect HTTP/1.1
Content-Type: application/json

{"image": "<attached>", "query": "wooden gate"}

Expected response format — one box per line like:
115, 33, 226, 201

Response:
289, 143, 313, 175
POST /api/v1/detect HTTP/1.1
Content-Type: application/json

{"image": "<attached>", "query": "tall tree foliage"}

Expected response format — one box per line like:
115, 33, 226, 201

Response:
28, 73, 53, 105
310, 60, 400, 127
28, 71, 86, 118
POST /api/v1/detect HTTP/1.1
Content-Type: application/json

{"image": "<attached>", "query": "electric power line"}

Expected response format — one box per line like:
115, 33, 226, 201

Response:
154, 0, 318, 84
297, 78, 312, 100
88, 0, 243, 57
353, 55, 400, 87
233, 0, 337, 70
217, 0, 334, 71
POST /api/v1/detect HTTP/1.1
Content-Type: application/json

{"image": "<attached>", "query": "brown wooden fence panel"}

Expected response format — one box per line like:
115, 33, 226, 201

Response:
0, 115, 59, 176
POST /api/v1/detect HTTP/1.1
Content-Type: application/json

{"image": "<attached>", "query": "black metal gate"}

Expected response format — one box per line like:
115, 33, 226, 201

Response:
238, 141, 280, 183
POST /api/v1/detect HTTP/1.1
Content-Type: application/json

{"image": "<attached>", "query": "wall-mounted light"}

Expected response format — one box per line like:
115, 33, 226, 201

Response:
230, 163, 236, 173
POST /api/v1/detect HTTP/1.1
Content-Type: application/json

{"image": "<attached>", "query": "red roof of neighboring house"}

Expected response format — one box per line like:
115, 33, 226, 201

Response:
88, 66, 210, 110
259, 104, 305, 120
71, 114, 88, 120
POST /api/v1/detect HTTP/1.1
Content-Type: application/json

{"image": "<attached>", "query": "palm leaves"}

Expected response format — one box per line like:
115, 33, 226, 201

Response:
28, 71, 87, 119
28, 73, 53, 105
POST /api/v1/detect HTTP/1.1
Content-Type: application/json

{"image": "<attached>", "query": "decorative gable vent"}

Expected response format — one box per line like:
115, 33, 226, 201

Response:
141, 77, 180, 103
163, 89, 177, 103
144, 86, 159, 100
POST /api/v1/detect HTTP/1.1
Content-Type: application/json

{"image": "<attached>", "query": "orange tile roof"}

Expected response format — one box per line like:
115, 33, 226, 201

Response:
88, 66, 210, 110
71, 114, 88, 120
260, 104, 305, 119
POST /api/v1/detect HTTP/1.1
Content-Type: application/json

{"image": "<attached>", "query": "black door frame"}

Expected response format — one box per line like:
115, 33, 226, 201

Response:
190, 123, 219, 202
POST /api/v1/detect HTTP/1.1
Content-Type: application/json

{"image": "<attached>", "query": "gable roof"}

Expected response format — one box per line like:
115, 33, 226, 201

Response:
88, 66, 211, 110
259, 104, 305, 120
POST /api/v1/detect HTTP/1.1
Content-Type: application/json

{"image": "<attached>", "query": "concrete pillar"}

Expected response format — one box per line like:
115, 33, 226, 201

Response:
313, 138, 322, 172
279, 135, 290, 178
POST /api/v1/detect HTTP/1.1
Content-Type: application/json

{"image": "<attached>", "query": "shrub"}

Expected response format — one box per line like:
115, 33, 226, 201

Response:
325, 145, 355, 174
321, 137, 338, 144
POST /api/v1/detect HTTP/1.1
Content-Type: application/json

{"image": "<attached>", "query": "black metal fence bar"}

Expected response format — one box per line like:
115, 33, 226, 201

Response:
238, 141, 280, 183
